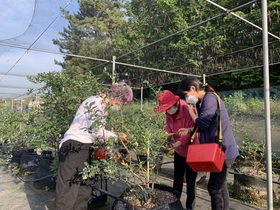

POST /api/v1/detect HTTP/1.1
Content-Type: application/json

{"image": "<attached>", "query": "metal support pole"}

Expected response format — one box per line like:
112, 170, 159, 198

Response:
112, 56, 116, 84
21, 97, 23, 112
261, 0, 273, 209
262, 0, 273, 210
140, 87, 143, 112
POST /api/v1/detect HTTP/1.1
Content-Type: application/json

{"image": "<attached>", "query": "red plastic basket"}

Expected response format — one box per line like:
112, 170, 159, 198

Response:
186, 143, 226, 172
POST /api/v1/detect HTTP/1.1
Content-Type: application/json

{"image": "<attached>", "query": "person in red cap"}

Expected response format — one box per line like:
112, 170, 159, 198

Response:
154, 90, 198, 210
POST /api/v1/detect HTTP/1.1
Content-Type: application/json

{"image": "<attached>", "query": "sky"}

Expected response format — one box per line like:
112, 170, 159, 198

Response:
0, 0, 78, 100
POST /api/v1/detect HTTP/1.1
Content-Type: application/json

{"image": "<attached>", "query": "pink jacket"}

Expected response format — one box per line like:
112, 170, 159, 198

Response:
165, 99, 199, 157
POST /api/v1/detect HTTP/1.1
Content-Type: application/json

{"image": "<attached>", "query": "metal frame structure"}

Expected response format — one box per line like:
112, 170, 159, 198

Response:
0, 1, 275, 208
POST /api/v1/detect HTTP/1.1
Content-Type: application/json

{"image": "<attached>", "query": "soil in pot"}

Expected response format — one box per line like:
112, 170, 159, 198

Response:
111, 184, 183, 210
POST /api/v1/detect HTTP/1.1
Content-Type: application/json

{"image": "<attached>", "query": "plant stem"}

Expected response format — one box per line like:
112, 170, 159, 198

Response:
119, 136, 145, 185
146, 139, 150, 187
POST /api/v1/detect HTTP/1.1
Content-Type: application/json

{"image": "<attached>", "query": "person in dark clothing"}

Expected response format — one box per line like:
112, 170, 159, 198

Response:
177, 77, 239, 210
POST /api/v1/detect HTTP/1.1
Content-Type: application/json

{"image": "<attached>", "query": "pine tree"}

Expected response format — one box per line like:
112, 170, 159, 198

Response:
53, 0, 127, 83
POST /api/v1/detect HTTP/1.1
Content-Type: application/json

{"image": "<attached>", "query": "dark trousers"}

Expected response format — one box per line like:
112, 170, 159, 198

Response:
173, 152, 197, 210
55, 140, 93, 210
208, 159, 235, 210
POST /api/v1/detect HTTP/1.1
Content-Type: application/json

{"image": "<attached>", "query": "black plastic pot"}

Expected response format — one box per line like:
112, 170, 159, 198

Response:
233, 171, 272, 206
88, 174, 108, 209
34, 151, 56, 189
234, 173, 267, 188
111, 184, 183, 210
13, 148, 40, 172
10, 148, 36, 166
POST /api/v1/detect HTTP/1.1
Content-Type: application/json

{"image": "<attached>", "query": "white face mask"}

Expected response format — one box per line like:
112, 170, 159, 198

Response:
185, 95, 199, 105
166, 106, 178, 115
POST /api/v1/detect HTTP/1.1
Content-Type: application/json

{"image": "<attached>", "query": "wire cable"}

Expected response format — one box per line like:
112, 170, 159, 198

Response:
124, 58, 280, 91
0, 0, 268, 77
148, 38, 278, 76
1, 0, 278, 97
207, 61, 280, 77
0, 42, 110, 63
89, 0, 260, 72
123, 34, 280, 85
16, 174, 55, 183
89, 12, 226, 72
206, 0, 280, 40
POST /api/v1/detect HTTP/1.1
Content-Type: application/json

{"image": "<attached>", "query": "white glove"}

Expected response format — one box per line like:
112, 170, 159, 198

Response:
96, 128, 118, 141
104, 130, 118, 141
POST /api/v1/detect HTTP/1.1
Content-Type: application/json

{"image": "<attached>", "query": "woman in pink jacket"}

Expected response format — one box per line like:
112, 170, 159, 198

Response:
154, 90, 199, 210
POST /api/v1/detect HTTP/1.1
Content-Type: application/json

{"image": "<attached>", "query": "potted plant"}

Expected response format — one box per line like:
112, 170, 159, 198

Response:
1, 71, 106, 188
231, 132, 280, 207
233, 132, 266, 176
82, 101, 183, 209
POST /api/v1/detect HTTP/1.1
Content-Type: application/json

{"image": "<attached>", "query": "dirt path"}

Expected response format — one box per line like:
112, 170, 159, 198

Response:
0, 157, 266, 210
0, 164, 55, 210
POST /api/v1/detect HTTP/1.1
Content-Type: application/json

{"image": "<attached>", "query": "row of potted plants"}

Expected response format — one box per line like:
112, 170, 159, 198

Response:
0, 70, 184, 209
1, 72, 280, 208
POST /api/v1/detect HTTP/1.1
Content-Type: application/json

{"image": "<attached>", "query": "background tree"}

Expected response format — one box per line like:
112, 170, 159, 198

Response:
27, 71, 104, 150
203, 0, 280, 90
52, 0, 280, 92
53, 0, 127, 83
112, 0, 225, 88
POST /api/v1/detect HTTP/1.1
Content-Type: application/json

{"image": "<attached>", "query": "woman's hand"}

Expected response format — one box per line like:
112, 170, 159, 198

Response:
166, 141, 182, 150
178, 128, 191, 137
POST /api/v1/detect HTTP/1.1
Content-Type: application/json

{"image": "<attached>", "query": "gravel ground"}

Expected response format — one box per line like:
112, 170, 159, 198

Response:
0, 156, 266, 210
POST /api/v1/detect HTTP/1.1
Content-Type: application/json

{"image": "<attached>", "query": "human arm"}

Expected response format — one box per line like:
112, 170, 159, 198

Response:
96, 128, 118, 141
188, 104, 198, 122
168, 100, 196, 146
177, 127, 194, 137
164, 113, 174, 138
86, 96, 118, 142
165, 139, 182, 150
167, 140, 182, 150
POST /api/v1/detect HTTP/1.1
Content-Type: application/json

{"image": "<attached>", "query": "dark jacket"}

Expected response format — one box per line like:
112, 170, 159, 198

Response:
195, 92, 239, 160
